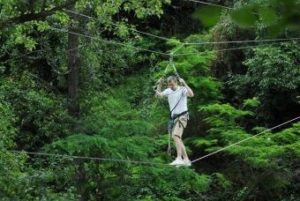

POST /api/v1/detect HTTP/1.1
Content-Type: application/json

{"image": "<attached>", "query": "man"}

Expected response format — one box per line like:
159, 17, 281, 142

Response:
156, 75, 194, 166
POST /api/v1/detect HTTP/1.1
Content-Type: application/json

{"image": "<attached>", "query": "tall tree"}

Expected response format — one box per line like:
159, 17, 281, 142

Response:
67, 7, 80, 117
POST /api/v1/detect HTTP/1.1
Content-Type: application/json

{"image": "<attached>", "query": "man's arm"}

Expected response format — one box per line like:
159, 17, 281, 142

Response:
179, 78, 194, 97
155, 78, 165, 98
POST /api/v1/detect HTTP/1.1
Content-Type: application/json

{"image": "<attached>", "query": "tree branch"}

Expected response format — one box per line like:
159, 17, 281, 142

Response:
0, 0, 77, 28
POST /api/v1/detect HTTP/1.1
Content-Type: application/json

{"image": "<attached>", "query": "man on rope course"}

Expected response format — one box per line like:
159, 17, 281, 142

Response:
155, 75, 194, 167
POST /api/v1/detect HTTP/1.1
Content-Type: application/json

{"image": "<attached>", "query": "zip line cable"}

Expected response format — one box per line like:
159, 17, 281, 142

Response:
49, 26, 300, 58
184, 0, 233, 10
2, 36, 296, 65
64, 9, 171, 42
49, 26, 170, 56
191, 115, 300, 163
63, 9, 300, 47
10, 150, 167, 166
174, 43, 272, 57
9, 115, 300, 166
1, 2, 297, 53
1, 5, 298, 62
185, 37, 300, 46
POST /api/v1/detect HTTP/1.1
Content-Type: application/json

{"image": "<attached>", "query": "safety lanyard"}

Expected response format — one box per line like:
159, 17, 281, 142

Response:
163, 43, 185, 79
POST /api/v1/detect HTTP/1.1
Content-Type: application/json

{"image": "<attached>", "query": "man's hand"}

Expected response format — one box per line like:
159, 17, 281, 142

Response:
178, 78, 186, 85
155, 90, 163, 97
156, 77, 164, 85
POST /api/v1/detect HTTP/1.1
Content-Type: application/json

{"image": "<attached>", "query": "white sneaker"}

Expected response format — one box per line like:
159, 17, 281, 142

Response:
169, 157, 185, 166
183, 159, 192, 167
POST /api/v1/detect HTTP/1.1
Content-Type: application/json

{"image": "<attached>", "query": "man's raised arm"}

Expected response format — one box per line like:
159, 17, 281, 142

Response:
179, 78, 194, 97
155, 78, 164, 98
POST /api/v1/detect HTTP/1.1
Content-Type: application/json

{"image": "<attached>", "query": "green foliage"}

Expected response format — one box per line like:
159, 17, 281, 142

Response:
227, 42, 300, 123
0, 150, 27, 200
244, 44, 300, 91
230, 5, 257, 28
0, 101, 16, 148
195, 97, 300, 200
0, 100, 27, 199
0, 74, 72, 150
36, 75, 213, 200
231, 0, 300, 35
1, 0, 300, 200
193, 0, 300, 36
79, 39, 146, 91
193, 7, 223, 28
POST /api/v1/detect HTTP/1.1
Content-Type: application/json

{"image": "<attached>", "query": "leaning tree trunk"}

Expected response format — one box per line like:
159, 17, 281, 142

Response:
67, 8, 88, 201
67, 18, 80, 117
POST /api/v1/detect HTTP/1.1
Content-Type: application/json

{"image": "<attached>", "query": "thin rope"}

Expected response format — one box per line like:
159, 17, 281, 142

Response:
174, 43, 272, 57
64, 9, 171, 41
185, 37, 300, 46
48, 26, 300, 57
8, 116, 300, 166
10, 150, 167, 166
63, 9, 300, 48
185, 0, 233, 10
49, 26, 169, 56
191, 115, 300, 163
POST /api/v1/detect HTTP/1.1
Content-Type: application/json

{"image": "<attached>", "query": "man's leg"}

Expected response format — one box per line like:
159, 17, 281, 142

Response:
173, 132, 189, 160
169, 133, 185, 166
179, 139, 189, 160
172, 135, 182, 158
172, 117, 191, 165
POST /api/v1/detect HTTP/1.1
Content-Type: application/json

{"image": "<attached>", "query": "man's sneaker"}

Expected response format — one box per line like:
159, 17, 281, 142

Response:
183, 159, 192, 167
169, 157, 185, 166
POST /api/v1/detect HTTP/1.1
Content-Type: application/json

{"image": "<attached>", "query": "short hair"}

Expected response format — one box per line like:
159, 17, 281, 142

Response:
167, 75, 178, 83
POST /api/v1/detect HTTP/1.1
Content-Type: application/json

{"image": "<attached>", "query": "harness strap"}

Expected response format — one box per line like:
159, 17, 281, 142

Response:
174, 135, 181, 139
171, 111, 188, 120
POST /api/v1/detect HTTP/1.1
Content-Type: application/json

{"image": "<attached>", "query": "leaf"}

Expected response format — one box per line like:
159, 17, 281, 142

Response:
36, 21, 49, 32
258, 7, 278, 26
264, 22, 286, 37
230, 6, 257, 28
193, 6, 223, 27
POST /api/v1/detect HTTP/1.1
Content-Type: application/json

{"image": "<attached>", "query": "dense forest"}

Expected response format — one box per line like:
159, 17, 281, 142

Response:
1, 0, 300, 200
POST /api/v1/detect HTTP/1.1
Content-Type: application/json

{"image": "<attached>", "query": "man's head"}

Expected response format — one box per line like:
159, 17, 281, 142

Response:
167, 75, 178, 90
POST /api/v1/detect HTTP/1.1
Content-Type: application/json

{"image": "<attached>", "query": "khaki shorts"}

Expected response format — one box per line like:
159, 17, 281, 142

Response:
171, 114, 188, 138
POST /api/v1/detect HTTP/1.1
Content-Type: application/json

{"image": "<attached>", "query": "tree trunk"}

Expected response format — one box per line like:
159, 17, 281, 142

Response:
67, 17, 80, 117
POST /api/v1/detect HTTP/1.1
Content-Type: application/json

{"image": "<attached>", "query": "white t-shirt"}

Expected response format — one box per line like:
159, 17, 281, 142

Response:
162, 86, 188, 117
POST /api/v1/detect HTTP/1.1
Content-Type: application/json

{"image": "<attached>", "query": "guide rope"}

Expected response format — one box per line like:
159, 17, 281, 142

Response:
191, 115, 300, 163
9, 107, 300, 166
10, 150, 168, 166
64, 9, 171, 42
185, 0, 233, 10
61, 9, 300, 47
185, 37, 300, 46
49, 26, 170, 56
